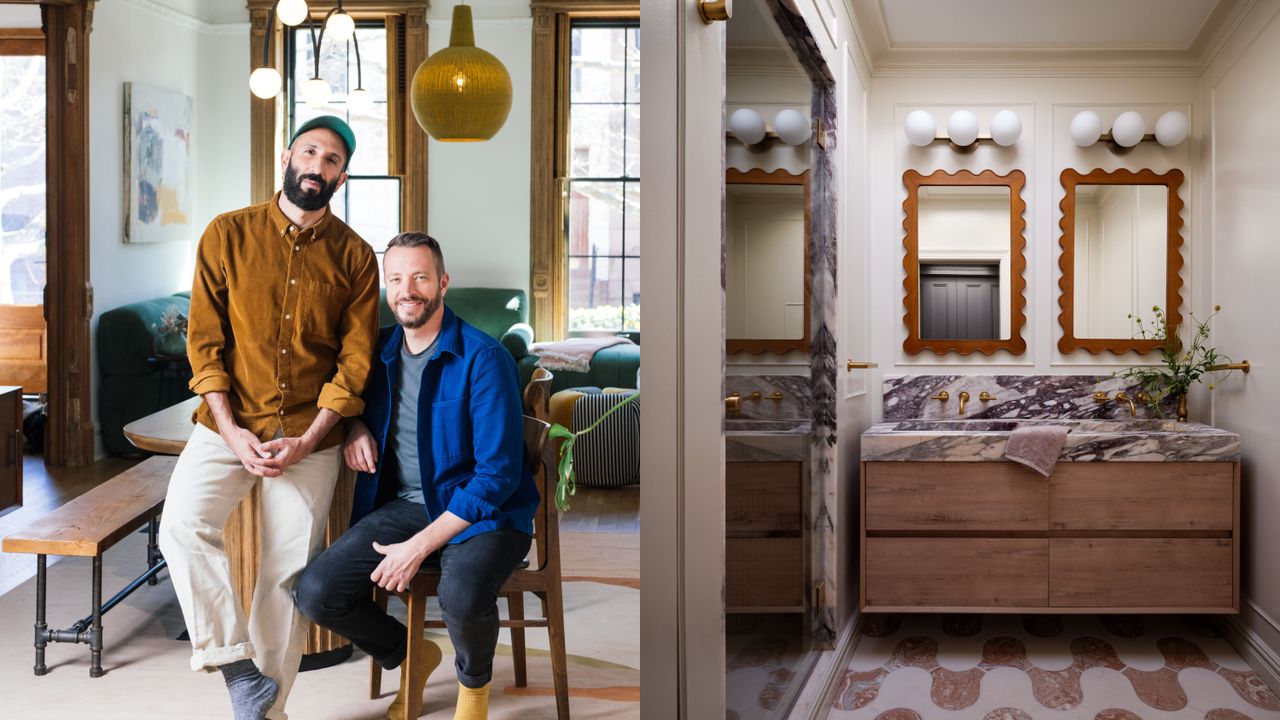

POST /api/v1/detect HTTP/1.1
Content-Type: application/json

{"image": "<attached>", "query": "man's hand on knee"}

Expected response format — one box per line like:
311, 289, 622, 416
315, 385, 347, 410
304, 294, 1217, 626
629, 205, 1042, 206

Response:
371, 538, 434, 593
223, 426, 282, 477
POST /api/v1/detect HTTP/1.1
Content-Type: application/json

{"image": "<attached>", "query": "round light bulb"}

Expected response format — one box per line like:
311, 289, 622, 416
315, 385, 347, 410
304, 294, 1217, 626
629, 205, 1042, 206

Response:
302, 77, 331, 108
990, 110, 1022, 147
249, 67, 282, 99
728, 108, 766, 145
1111, 111, 1146, 147
903, 110, 936, 147
1154, 110, 1189, 147
1070, 111, 1103, 147
773, 109, 811, 145
947, 110, 979, 147
325, 11, 355, 41
347, 87, 372, 114
275, 0, 308, 27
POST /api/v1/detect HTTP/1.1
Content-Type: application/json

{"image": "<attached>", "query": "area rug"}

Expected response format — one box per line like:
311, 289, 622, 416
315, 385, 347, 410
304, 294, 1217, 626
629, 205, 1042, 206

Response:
0, 529, 639, 719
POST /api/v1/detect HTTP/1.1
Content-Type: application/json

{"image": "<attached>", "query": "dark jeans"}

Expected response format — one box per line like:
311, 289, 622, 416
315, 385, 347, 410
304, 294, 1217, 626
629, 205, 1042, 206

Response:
293, 499, 532, 688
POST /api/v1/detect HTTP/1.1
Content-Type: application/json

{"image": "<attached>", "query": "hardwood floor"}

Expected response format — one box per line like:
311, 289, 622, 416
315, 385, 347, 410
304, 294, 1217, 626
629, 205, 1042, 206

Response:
559, 485, 640, 534
0, 453, 142, 597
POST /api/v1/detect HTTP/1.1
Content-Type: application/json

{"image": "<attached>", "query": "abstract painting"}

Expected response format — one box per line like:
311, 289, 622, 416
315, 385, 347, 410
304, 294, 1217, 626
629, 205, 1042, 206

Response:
123, 82, 192, 243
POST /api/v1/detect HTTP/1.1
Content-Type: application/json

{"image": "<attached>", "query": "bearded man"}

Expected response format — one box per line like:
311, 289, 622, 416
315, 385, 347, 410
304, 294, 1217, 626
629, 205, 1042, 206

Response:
294, 232, 538, 720
158, 115, 379, 720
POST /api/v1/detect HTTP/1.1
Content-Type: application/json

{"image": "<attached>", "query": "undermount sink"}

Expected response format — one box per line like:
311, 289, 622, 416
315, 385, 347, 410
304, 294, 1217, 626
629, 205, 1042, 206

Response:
862, 416, 1241, 462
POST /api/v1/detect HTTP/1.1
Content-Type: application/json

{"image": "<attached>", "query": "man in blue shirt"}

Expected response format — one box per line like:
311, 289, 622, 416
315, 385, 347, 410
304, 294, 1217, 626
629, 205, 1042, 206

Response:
294, 232, 538, 720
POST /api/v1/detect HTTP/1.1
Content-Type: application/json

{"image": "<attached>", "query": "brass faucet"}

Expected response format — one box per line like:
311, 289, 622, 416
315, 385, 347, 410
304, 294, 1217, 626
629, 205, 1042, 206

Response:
958, 391, 970, 415
1114, 391, 1136, 417
725, 392, 742, 414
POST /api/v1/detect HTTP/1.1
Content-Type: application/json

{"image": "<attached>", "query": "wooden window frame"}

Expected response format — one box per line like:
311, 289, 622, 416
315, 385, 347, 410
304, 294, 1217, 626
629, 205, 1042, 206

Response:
0, 28, 45, 55
246, 1, 427, 233
529, 0, 638, 342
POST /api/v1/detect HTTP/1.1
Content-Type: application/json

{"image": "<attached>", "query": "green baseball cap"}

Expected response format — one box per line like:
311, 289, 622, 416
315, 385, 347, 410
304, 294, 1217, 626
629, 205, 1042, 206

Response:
290, 115, 356, 168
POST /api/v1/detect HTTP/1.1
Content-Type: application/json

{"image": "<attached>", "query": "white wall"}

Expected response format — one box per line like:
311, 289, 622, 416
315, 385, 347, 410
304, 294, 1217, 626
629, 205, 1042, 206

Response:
1203, 0, 1280, 686
0, 5, 40, 27
90, 0, 251, 457
426, 18, 532, 291
865, 82, 1200, 423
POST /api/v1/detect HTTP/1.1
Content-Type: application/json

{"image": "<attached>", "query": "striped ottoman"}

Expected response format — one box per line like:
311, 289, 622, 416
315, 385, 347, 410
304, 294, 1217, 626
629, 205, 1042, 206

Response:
548, 388, 640, 488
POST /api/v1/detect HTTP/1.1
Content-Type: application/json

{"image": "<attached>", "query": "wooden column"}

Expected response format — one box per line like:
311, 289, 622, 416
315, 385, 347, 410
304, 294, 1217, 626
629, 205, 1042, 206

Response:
42, 0, 95, 467
249, 7, 281, 203
400, 9, 429, 234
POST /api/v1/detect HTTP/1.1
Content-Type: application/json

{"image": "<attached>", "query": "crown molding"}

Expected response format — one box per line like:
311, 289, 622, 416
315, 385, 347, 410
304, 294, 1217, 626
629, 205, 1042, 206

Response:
847, 0, 1255, 77
117, 0, 249, 34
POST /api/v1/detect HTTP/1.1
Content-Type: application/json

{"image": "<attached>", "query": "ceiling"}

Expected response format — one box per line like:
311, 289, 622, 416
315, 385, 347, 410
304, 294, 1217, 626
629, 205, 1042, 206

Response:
727, 0, 810, 78
848, 0, 1250, 74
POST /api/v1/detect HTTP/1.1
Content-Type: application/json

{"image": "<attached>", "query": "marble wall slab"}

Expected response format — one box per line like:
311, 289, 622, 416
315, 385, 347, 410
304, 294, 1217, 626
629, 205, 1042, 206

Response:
724, 375, 812, 423
883, 374, 1181, 421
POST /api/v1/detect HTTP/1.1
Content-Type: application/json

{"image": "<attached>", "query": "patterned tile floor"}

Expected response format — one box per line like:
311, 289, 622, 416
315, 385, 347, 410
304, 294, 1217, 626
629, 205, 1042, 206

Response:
829, 614, 1280, 720
727, 614, 818, 720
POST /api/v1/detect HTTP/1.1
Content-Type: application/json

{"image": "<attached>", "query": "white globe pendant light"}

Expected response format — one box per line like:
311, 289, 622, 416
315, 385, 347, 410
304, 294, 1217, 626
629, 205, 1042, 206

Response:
249, 67, 282, 99
904, 110, 936, 147
773, 109, 811, 145
303, 77, 331, 107
325, 10, 355, 41
947, 110, 979, 147
729, 108, 766, 145
989, 110, 1022, 147
1154, 111, 1189, 147
1070, 111, 1103, 147
1111, 111, 1146, 147
276, 0, 308, 26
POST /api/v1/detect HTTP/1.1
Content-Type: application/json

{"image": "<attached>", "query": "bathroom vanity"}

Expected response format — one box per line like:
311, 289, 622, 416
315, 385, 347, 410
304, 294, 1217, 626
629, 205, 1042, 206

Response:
860, 376, 1242, 614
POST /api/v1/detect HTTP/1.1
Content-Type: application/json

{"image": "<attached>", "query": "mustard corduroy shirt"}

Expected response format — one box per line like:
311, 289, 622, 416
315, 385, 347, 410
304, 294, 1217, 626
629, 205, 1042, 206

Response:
186, 193, 380, 451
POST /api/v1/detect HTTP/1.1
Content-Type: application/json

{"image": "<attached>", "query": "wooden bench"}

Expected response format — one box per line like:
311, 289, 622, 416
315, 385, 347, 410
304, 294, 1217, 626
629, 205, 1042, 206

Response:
2, 455, 175, 677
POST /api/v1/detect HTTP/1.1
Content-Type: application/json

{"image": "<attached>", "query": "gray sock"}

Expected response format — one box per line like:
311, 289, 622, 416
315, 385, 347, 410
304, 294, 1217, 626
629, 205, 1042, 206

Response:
219, 659, 279, 720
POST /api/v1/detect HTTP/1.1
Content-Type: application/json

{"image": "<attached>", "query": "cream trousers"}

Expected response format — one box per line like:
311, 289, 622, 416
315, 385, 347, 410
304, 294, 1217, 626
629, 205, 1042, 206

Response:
159, 423, 339, 720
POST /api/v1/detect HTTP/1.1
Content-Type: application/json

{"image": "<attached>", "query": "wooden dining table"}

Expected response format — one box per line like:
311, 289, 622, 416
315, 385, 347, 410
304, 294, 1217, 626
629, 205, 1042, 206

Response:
123, 396, 355, 662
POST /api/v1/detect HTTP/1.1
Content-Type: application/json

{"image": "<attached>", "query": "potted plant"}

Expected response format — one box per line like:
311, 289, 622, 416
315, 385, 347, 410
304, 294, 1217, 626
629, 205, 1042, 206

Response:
1117, 304, 1234, 421
548, 392, 639, 511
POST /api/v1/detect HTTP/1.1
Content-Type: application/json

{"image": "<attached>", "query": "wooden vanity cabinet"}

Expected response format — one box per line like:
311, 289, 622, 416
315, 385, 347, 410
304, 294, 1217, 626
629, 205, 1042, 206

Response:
726, 460, 806, 613
860, 460, 1239, 613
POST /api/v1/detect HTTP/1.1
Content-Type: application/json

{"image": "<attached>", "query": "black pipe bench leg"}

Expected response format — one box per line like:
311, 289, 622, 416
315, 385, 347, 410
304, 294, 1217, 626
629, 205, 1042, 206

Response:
34, 554, 47, 676
90, 555, 103, 678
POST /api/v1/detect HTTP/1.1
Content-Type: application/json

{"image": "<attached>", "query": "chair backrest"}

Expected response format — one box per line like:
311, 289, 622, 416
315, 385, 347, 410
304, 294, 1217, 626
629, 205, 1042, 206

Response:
523, 367, 553, 422
522, 415, 560, 574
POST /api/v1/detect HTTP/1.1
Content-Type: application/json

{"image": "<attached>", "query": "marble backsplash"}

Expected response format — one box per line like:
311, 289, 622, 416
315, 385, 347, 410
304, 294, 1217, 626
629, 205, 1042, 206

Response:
724, 375, 812, 423
882, 374, 1180, 421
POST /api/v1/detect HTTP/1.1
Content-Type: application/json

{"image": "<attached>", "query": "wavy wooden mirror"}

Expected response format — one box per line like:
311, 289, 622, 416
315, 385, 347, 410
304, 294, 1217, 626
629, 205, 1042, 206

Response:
902, 169, 1028, 355
726, 168, 811, 355
1057, 168, 1185, 354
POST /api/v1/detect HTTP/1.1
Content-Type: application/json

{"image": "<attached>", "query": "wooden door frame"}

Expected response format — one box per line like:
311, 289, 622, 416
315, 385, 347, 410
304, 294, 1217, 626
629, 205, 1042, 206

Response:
6, 0, 96, 466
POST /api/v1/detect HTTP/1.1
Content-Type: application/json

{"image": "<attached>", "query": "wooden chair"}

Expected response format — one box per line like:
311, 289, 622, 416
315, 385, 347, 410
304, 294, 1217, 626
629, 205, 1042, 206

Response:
372, 415, 569, 720
523, 367, 553, 422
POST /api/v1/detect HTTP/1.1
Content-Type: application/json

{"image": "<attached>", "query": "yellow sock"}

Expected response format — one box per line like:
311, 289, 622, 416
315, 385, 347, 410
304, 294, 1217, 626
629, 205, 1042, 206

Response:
386, 639, 443, 719
453, 681, 490, 720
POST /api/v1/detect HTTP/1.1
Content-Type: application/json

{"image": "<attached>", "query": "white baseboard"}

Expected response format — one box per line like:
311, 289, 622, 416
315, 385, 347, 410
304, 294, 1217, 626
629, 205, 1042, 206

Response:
788, 611, 862, 720
1223, 601, 1280, 694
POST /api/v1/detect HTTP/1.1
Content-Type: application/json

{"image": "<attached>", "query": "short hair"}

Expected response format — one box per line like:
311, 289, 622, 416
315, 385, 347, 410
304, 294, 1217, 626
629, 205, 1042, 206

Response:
386, 232, 445, 274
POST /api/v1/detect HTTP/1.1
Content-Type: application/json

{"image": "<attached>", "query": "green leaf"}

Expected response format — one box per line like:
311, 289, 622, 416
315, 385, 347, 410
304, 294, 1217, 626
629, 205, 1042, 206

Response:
548, 424, 575, 441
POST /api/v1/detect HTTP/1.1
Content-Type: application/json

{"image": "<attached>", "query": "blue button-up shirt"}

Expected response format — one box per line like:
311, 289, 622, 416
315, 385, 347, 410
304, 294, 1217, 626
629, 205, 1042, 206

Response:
351, 306, 538, 543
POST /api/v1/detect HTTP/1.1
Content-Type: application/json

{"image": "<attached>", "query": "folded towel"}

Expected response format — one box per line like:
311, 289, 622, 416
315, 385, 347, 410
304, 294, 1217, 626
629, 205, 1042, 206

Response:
1004, 425, 1070, 477
529, 336, 634, 373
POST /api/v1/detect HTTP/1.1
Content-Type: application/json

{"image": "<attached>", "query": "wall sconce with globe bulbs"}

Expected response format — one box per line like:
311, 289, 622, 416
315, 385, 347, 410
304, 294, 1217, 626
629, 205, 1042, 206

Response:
903, 109, 1023, 149
728, 108, 814, 146
247, 0, 372, 114
1069, 110, 1189, 149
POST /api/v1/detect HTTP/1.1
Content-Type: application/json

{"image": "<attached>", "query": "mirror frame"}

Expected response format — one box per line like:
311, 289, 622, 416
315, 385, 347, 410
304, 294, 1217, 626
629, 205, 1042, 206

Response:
725, 168, 811, 355
1057, 168, 1185, 354
902, 168, 1028, 355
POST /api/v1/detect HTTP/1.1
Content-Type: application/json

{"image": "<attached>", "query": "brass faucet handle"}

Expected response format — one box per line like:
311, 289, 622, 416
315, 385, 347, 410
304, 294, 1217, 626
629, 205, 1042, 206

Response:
929, 391, 950, 402
725, 393, 743, 414
1093, 391, 1111, 404
748, 391, 762, 402
1136, 392, 1151, 403
978, 391, 997, 402
766, 391, 784, 401
1114, 391, 1129, 400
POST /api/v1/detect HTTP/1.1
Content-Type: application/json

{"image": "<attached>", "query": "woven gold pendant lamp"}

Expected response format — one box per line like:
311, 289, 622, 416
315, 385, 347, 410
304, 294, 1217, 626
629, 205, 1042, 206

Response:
410, 4, 513, 141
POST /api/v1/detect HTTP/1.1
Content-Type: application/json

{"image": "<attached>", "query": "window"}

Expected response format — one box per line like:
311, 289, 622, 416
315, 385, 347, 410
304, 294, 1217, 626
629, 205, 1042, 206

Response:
286, 22, 400, 269
565, 23, 640, 334
0, 50, 46, 305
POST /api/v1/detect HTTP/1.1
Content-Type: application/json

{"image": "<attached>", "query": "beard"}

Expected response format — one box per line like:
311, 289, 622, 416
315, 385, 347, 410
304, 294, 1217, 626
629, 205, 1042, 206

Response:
394, 292, 443, 330
282, 162, 339, 211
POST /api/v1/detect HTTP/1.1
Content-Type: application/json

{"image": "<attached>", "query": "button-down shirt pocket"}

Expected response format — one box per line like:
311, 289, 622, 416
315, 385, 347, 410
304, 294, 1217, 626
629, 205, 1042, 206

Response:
301, 278, 351, 349
429, 397, 472, 462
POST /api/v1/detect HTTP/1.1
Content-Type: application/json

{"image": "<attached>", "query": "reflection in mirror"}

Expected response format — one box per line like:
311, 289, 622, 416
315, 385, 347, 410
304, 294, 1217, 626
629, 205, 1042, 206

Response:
1073, 185, 1168, 338
1057, 168, 1184, 355
725, 169, 810, 354
918, 186, 1012, 341
902, 169, 1027, 355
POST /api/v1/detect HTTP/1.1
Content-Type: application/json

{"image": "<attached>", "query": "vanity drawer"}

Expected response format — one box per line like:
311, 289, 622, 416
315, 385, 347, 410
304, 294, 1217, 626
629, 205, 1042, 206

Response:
1050, 538, 1234, 609
864, 538, 1048, 608
1049, 462, 1234, 531
864, 461, 1048, 532
726, 537, 804, 611
727, 461, 802, 535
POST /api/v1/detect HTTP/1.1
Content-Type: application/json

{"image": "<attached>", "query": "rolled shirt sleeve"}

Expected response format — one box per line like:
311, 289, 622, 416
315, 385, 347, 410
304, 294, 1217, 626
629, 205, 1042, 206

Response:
187, 218, 233, 396
445, 347, 526, 523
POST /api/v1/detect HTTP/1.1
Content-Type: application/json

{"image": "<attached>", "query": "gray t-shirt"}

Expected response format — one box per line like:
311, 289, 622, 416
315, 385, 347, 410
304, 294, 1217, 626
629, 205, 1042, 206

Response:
392, 334, 438, 503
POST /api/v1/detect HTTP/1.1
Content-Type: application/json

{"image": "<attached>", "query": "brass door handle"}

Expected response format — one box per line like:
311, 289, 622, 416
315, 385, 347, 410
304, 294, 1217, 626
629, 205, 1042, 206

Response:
697, 0, 732, 23
846, 360, 879, 371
